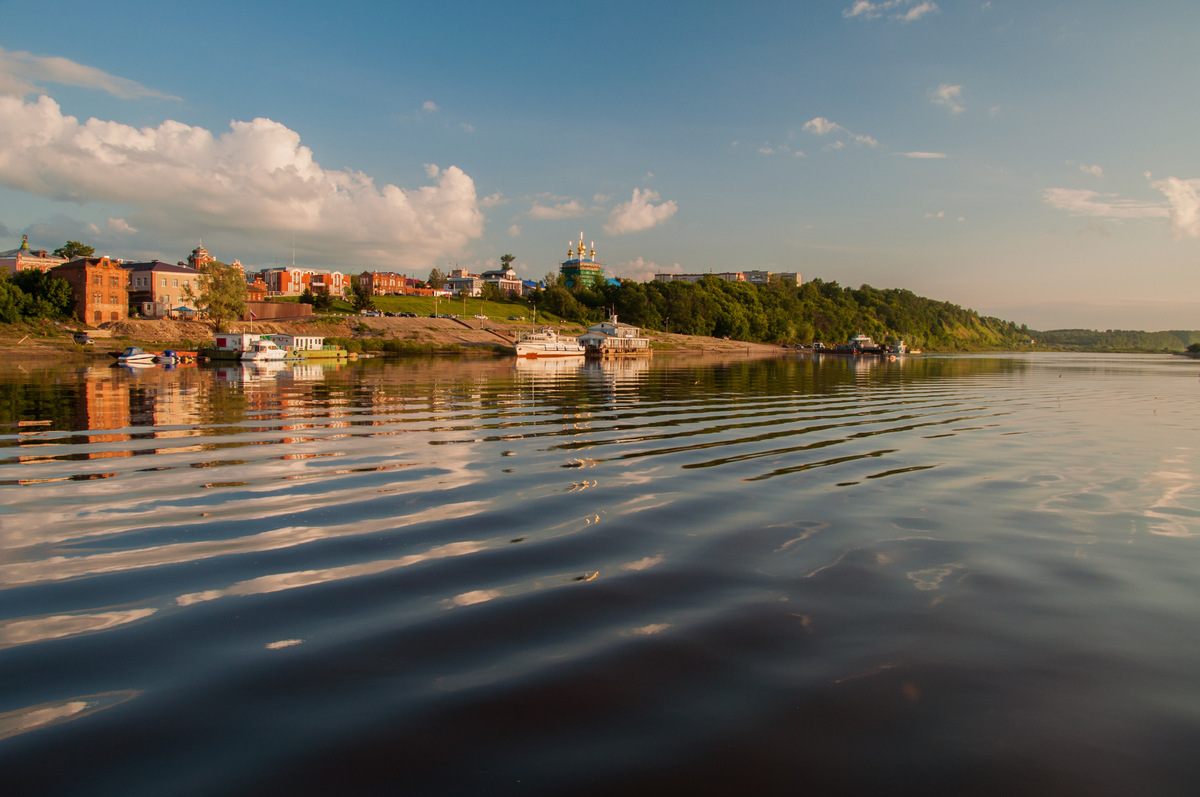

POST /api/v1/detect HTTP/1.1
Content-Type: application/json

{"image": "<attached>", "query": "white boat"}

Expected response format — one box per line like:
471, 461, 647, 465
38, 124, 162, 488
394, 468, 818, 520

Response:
240, 338, 287, 361
116, 346, 156, 365
515, 327, 585, 358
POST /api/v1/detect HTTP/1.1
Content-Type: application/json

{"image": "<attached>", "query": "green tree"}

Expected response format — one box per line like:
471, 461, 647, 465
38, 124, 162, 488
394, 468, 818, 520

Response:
428, 267, 446, 289
53, 240, 94, 260
299, 288, 315, 305
184, 260, 247, 332
500, 254, 515, 271
0, 276, 25, 323
351, 281, 375, 312
12, 270, 73, 318
479, 281, 504, 302
312, 290, 334, 311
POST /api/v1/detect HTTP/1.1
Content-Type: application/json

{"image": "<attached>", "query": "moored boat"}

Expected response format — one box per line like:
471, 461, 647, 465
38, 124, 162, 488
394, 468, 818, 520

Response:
241, 338, 286, 361
515, 327, 586, 358
115, 346, 157, 365
578, 314, 652, 359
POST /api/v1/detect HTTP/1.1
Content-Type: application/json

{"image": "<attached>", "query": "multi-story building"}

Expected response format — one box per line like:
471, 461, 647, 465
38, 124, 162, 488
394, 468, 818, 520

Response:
481, 267, 524, 297
124, 260, 199, 318
559, 234, 604, 287
653, 271, 746, 284
50, 256, 130, 325
359, 271, 408, 295
0, 236, 68, 275
260, 267, 348, 296
445, 268, 483, 297
187, 243, 216, 271
743, 270, 802, 286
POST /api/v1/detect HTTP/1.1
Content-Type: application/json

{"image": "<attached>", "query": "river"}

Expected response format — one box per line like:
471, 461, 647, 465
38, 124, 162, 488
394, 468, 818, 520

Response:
1, 352, 1198, 795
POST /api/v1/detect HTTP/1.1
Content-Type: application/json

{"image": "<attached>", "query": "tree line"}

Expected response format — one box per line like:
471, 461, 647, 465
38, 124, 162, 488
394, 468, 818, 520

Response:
529, 273, 1031, 350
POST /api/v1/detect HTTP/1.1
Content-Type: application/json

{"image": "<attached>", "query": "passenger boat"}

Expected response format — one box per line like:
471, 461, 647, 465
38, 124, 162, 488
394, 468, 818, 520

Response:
115, 346, 157, 365
515, 327, 586, 358
578, 315, 652, 359
241, 338, 287, 361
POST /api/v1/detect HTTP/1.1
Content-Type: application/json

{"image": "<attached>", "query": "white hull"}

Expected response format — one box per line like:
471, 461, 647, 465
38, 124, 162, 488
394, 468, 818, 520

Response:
515, 327, 585, 358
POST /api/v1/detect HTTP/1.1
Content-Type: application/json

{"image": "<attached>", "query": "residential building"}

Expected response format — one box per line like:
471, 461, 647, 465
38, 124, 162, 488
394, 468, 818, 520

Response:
259, 266, 349, 296
481, 267, 524, 296
359, 271, 408, 295
0, 236, 68, 275
743, 270, 802, 286
559, 234, 604, 287
50, 256, 130, 325
124, 260, 198, 318
653, 271, 746, 284
445, 268, 483, 297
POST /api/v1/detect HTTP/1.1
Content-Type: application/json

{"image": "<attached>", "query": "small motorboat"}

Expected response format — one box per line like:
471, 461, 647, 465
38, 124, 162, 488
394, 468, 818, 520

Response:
115, 346, 157, 365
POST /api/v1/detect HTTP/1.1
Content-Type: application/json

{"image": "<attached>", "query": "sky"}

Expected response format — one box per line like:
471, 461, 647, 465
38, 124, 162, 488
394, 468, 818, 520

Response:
0, 0, 1197, 331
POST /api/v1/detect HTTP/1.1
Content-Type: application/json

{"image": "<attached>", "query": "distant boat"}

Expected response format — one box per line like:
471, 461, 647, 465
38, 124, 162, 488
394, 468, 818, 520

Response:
515, 327, 585, 358
115, 346, 156, 365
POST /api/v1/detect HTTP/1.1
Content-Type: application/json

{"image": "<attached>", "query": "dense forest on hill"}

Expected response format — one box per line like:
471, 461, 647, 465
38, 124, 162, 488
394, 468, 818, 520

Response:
1035, 329, 1200, 352
533, 275, 1031, 350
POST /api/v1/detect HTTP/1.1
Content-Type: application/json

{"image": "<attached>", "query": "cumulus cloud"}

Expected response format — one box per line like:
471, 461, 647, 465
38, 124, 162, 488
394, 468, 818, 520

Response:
902, 151, 948, 158
604, 188, 678, 235
0, 94, 484, 268
843, 0, 939, 22
932, 84, 964, 114
508, 224, 521, 237
422, 100, 438, 113
614, 256, 662, 282
0, 47, 178, 100
1151, 177, 1200, 239
803, 117, 842, 135
1079, 163, 1103, 177
528, 199, 586, 219
803, 117, 877, 150
480, 192, 505, 207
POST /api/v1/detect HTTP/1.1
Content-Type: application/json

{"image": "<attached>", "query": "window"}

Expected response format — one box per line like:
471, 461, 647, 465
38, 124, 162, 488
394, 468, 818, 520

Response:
93, 293, 101, 304
110, 276, 119, 287
94, 310, 102, 323
161, 278, 167, 287
93, 275, 102, 285
173, 279, 178, 287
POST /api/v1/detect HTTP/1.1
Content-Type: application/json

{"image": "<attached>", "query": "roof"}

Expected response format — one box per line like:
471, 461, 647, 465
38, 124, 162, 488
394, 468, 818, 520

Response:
123, 260, 199, 274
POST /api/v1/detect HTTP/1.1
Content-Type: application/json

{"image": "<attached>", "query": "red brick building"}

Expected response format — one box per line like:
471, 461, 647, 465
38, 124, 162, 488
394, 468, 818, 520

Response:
50, 257, 130, 325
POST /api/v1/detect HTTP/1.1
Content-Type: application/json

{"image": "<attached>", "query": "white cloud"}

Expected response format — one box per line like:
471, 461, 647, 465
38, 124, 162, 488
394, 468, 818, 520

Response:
614, 256, 661, 282
804, 117, 877, 150
0, 94, 484, 269
932, 84, 964, 114
604, 188, 678, 235
528, 199, 586, 219
903, 151, 948, 159
803, 117, 842, 135
902, 2, 940, 21
508, 224, 521, 237
843, 0, 939, 22
1042, 187, 1168, 220
925, 211, 946, 218
1079, 163, 1103, 177
480, 192, 505, 207
107, 217, 137, 234
758, 145, 775, 155
0, 47, 178, 100
1150, 177, 1200, 239
460, 122, 475, 133
422, 100, 438, 113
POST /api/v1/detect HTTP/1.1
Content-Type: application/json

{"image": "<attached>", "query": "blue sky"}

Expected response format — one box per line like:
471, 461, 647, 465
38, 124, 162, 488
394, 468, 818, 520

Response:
0, 0, 1197, 330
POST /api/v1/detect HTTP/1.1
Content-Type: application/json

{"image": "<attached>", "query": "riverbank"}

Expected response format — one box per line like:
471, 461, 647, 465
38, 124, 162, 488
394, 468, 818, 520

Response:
0, 316, 783, 359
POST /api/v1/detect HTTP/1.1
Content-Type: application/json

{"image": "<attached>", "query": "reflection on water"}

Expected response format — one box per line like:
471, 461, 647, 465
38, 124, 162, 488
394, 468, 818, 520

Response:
1, 353, 1200, 795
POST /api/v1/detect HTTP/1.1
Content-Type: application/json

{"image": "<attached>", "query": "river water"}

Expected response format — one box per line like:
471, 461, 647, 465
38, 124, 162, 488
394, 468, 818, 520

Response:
1, 352, 1198, 795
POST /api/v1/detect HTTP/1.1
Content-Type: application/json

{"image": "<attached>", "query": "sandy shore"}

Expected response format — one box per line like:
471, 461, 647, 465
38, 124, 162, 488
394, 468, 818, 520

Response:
0, 316, 783, 359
